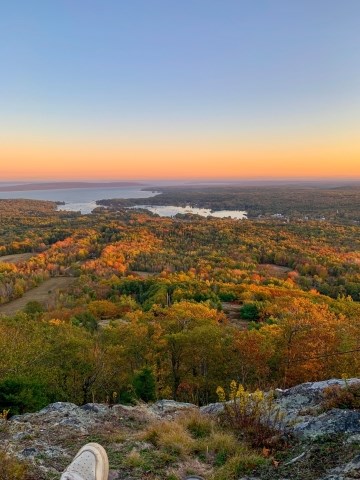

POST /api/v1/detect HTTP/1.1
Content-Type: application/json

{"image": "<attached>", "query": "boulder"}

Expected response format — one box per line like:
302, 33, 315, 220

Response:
200, 402, 224, 415
293, 408, 360, 439
150, 399, 197, 417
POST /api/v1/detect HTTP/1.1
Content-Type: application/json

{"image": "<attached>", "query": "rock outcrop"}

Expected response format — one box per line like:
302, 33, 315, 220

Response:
202, 378, 360, 440
1, 379, 360, 479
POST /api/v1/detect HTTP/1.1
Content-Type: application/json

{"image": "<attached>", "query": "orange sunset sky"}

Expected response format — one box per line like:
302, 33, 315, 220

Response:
1, 133, 360, 181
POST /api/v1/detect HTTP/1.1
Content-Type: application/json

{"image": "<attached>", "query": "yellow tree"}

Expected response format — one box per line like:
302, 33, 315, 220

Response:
263, 298, 344, 386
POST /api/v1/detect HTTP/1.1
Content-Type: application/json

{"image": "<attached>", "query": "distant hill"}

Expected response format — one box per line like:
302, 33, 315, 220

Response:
0, 182, 144, 192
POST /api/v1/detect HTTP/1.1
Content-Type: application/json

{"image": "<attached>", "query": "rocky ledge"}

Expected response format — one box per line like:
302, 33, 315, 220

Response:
1, 379, 360, 479
202, 378, 360, 440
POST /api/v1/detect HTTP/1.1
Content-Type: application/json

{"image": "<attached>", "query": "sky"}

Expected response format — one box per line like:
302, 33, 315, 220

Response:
1, 0, 360, 181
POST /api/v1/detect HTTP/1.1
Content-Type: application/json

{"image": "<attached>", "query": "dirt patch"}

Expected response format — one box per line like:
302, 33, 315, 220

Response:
131, 271, 155, 278
221, 302, 248, 329
258, 264, 291, 278
0, 277, 76, 316
0, 252, 36, 264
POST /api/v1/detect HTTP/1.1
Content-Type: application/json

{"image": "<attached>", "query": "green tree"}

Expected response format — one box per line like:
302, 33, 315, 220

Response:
240, 303, 260, 320
0, 378, 50, 415
24, 300, 44, 316
133, 367, 156, 402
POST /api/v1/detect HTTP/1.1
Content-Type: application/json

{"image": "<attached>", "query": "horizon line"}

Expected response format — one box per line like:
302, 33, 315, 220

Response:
2, 176, 360, 183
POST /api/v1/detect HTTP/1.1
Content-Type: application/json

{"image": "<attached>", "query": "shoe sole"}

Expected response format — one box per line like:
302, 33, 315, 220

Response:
75, 442, 109, 480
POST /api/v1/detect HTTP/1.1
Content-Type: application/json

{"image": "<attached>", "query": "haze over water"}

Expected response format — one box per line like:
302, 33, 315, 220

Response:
0, 186, 157, 214
0, 184, 248, 217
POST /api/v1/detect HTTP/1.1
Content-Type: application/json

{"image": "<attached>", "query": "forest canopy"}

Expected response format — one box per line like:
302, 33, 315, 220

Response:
0, 196, 359, 414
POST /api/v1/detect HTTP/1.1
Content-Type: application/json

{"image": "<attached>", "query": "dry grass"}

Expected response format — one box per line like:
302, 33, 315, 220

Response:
210, 451, 267, 480
0, 277, 75, 316
167, 457, 213, 480
0, 253, 35, 264
321, 383, 360, 411
124, 448, 147, 468
142, 410, 268, 479
178, 411, 214, 439
0, 450, 35, 480
143, 419, 196, 456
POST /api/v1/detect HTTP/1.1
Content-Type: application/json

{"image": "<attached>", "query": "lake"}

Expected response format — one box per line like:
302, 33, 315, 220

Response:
0, 187, 158, 214
129, 205, 247, 219
0, 186, 247, 218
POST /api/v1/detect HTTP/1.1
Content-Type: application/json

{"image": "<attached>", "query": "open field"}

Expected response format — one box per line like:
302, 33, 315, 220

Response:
131, 270, 155, 278
258, 263, 292, 277
0, 277, 75, 316
0, 252, 35, 264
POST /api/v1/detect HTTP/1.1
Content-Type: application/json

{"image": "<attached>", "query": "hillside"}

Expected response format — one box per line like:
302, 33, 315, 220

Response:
0, 199, 360, 479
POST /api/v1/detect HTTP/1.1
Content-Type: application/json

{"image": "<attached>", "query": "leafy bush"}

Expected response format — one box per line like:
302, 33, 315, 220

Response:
218, 291, 238, 302
23, 300, 44, 316
211, 451, 266, 480
0, 378, 50, 416
322, 382, 360, 410
240, 303, 260, 320
216, 381, 285, 448
117, 388, 137, 405
0, 450, 34, 480
71, 311, 98, 332
132, 367, 156, 402
180, 411, 213, 438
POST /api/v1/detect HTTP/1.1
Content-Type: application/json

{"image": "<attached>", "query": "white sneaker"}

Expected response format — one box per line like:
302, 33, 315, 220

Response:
61, 443, 109, 480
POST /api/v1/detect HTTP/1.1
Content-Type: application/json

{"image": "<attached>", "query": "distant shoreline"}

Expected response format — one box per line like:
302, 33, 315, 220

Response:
0, 182, 145, 192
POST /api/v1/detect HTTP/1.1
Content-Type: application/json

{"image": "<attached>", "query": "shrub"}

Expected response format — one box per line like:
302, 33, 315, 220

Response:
216, 381, 285, 448
71, 311, 98, 332
23, 301, 44, 316
143, 420, 195, 456
132, 367, 156, 402
322, 382, 360, 410
179, 411, 213, 438
197, 430, 239, 467
141, 409, 269, 479
124, 449, 146, 468
0, 450, 34, 480
211, 451, 266, 480
117, 388, 137, 405
88, 300, 119, 319
240, 303, 260, 320
218, 291, 237, 302
0, 408, 10, 420
0, 378, 50, 416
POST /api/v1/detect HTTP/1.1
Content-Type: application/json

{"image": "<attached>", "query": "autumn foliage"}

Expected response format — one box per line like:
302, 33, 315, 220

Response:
0, 199, 360, 413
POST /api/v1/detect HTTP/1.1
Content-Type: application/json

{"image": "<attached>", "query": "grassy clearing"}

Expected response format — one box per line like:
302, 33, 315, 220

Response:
0, 277, 75, 316
0, 253, 36, 264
